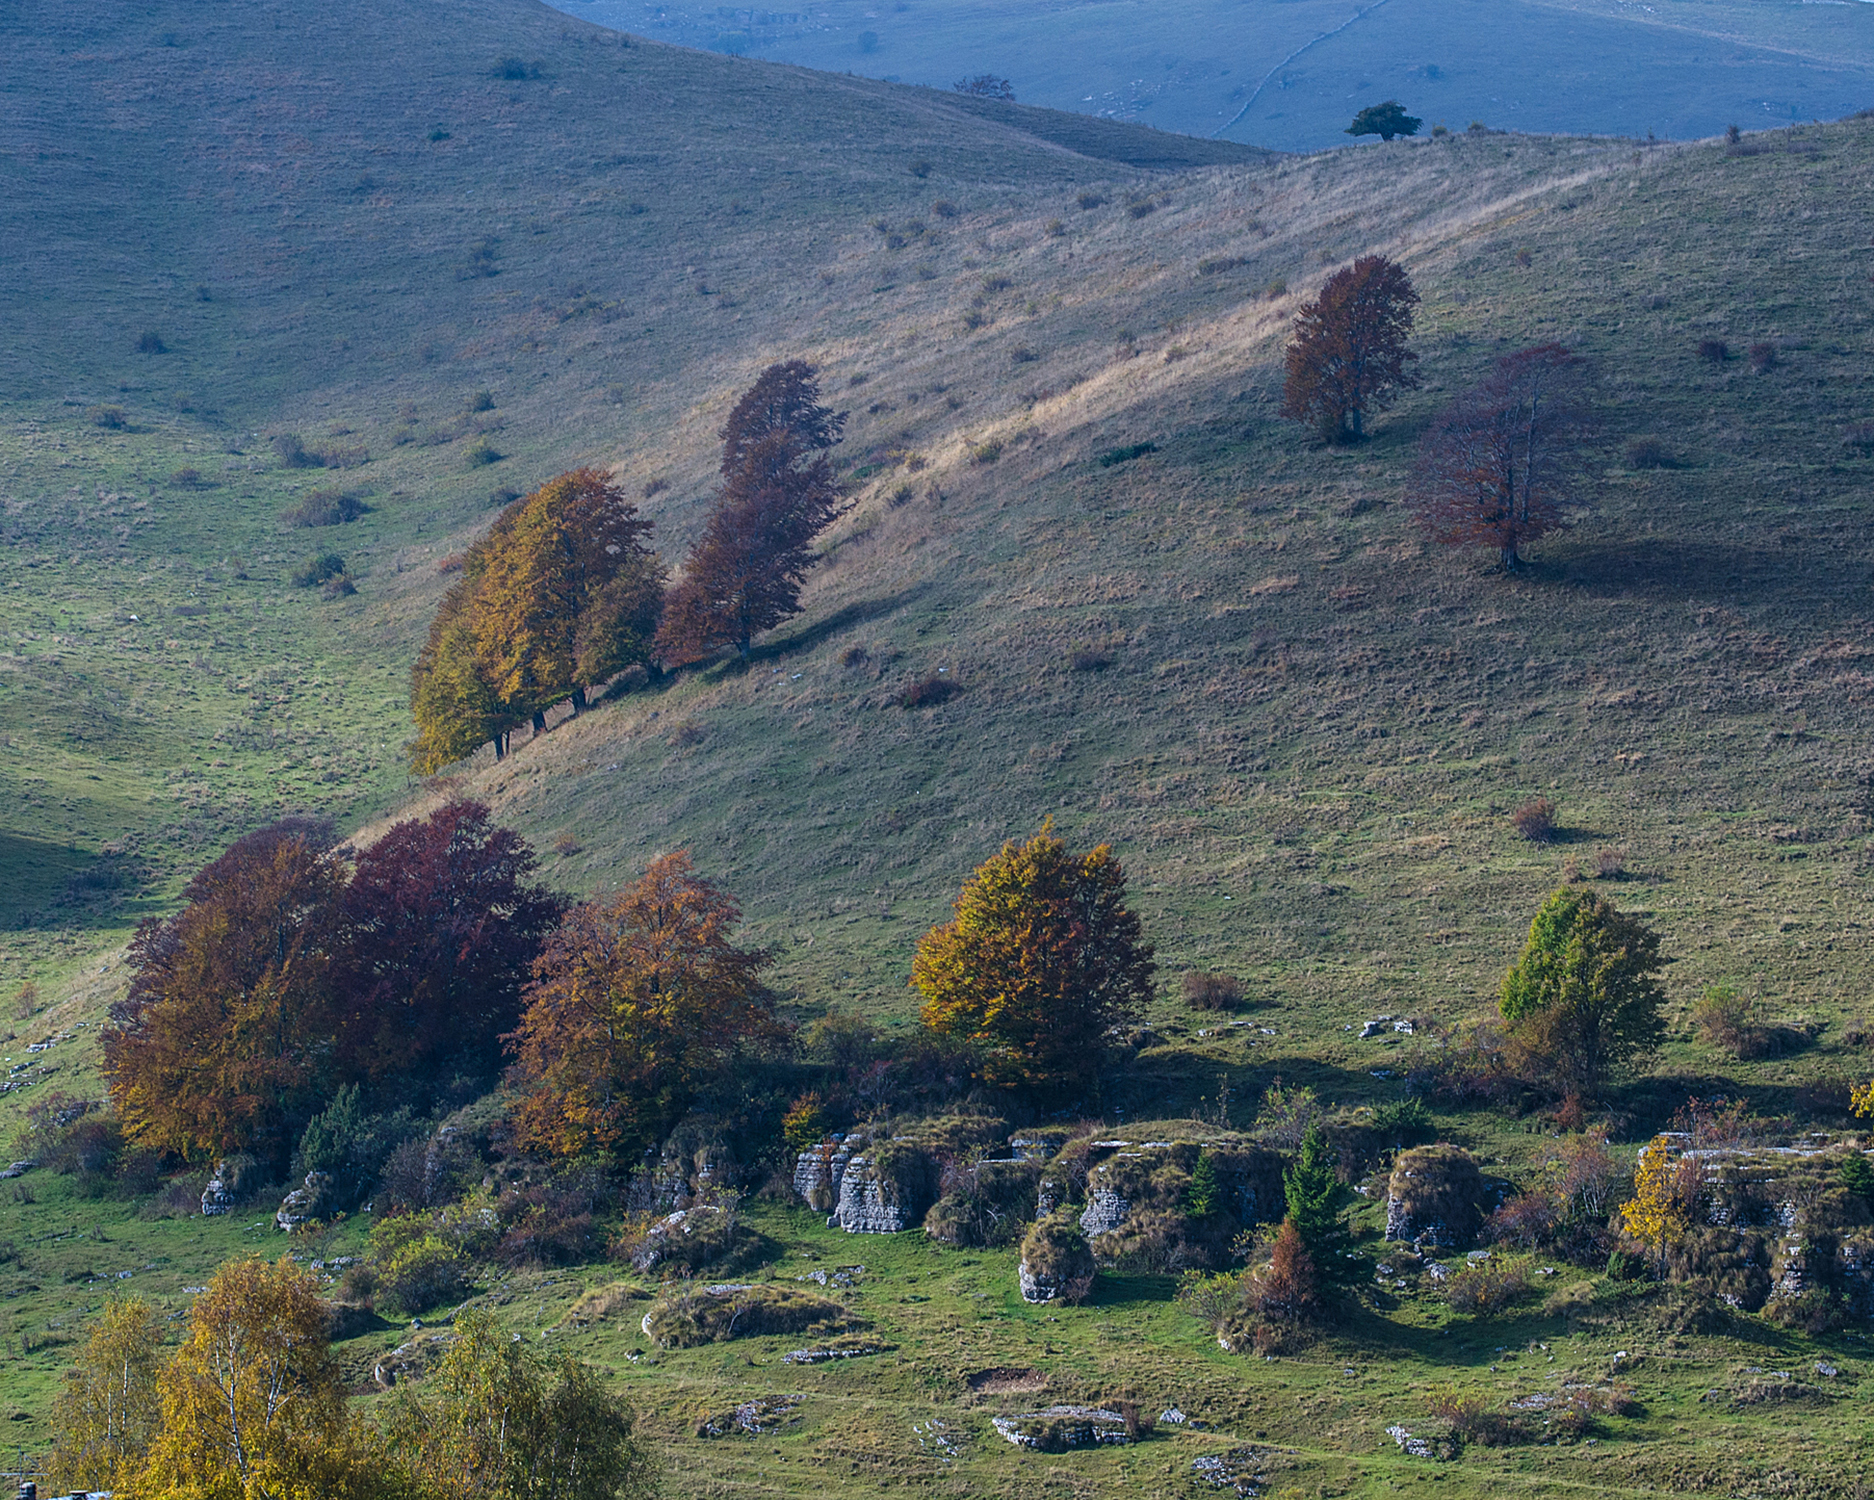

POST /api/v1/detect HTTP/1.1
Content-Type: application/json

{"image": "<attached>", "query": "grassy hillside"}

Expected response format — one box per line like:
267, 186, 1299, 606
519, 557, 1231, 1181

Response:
554, 0, 1874, 148
6, 1, 1874, 1495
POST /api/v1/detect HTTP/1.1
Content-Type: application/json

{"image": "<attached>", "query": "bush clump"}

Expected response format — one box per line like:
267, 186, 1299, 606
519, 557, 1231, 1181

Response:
293, 553, 347, 588
900, 674, 960, 708
1443, 1255, 1531, 1315
1624, 436, 1675, 469
925, 1158, 1042, 1247
1181, 971, 1245, 1010
280, 489, 369, 528
1510, 796, 1556, 842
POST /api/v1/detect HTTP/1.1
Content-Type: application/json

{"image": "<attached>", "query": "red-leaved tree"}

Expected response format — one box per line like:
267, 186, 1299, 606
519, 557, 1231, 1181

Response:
656, 363, 845, 664
1407, 343, 1596, 569
332, 801, 563, 1098
1280, 255, 1420, 442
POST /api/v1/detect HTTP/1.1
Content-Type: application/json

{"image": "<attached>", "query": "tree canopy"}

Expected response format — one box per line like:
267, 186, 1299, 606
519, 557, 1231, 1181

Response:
509, 850, 779, 1158
408, 469, 664, 772
1280, 255, 1420, 442
1499, 886, 1667, 1099
105, 804, 558, 1165
1407, 343, 1596, 569
656, 363, 845, 665
912, 824, 1155, 1095
1346, 100, 1422, 140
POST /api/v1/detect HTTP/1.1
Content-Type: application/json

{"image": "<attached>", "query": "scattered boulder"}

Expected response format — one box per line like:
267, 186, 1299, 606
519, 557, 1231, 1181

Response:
792, 1134, 866, 1213
695, 1393, 803, 1437
276, 1170, 334, 1232
1386, 1145, 1485, 1247
991, 1405, 1134, 1450
0, 1159, 36, 1180
201, 1160, 240, 1216
1019, 1210, 1096, 1304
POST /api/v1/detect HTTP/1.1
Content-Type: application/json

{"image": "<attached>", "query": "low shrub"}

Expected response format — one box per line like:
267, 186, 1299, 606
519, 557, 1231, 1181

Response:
1697, 338, 1729, 363
1624, 436, 1675, 469
1097, 441, 1158, 468
643, 1283, 855, 1347
280, 489, 369, 528
169, 466, 209, 488
272, 432, 325, 469
1370, 1097, 1435, 1146
1426, 1387, 1524, 1446
925, 1158, 1041, 1247
1444, 1255, 1530, 1314
981, 274, 1013, 293
1509, 796, 1556, 842
931, 199, 959, 218
1691, 986, 1803, 1059
1843, 419, 1874, 453
1070, 650, 1111, 673
1127, 199, 1156, 219
1181, 971, 1245, 1010
900, 674, 960, 708
137, 329, 167, 354
908, 159, 931, 178
1196, 256, 1249, 277
320, 572, 357, 600
1747, 341, 1779, 371
1075, 190, 1107, 210
616, 1201, 743, 1276
465, 439, 503, 467
373, 1231, 474, 1315
89, 405, 128, 429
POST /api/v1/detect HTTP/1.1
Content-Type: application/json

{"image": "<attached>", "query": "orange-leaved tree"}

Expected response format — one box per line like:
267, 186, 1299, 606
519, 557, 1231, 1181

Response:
509, 851, 779, 1157
408, 469, 664, 771
104, 819, 343, 1164
656, 362, 845, 665
1407, 343, 1597, 570
1280, 254, 1420, 443
912, 823, 1155, 1094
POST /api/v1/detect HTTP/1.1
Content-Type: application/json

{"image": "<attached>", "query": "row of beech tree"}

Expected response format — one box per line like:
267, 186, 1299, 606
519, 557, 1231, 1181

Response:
104, 790, 1669, 1184
44, 1261, 653, 1500
1280, 254, 1596, 570
409, 361, 846, 771
100, 809, 1153, 1175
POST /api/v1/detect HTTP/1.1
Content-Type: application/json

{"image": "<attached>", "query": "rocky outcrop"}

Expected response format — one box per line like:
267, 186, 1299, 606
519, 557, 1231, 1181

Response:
1079, 1187, 1131, 1238
834, 1146, 936, 1233
202, 1161, 238, 1216
792, 1134, 865, 1213
276, 1171, 333, 1231
1385, 1145, 1484, 1247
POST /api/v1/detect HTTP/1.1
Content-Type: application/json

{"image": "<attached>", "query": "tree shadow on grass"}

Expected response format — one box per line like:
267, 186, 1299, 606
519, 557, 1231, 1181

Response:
1549, 540, 1855, 602
744, 585, 931, 667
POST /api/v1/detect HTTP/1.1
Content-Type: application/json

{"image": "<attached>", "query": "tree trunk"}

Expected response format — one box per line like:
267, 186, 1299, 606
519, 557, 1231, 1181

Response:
571, 685, 588, 715
531, 710, 547, 739
493, 735, 505, 762
1501, 544, 1521, 571
1348, 407, 1364, 441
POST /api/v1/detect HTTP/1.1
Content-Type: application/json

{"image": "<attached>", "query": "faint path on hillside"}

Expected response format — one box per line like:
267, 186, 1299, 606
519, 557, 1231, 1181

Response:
1213, 0, 1397, 140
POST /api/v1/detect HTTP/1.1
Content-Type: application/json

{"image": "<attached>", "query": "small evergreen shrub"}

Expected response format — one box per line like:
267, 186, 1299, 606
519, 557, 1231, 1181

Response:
293, 552, 347, 587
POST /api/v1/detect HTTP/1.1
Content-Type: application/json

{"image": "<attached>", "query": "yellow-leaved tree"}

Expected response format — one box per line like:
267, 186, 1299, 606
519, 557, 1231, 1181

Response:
1618, 1135, 1691, 1273
133, 1255, 387, 1500
45, 1296, 166, 1495
912, 823, 1155, 1095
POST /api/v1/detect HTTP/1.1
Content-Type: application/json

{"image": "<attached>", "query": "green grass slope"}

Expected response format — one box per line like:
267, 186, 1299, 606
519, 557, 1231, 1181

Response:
5, 3, 1874, 1494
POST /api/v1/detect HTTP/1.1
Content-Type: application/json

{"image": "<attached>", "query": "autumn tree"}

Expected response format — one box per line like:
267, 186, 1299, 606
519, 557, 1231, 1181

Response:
332, 800, 563, 1099
912, 823, 1155, 1095
1407, 343, 1596, 569
1346, 100, 1421, 141
1499, 887, 1667, 1100
388, 1309, 657, 1500
104, 819, 343, 1164
509, 850, 779, 1157
1619, 1135, 1694, 1274
136, 1256, 378, 1500
408, 470, 664, 771
46, 1297, 167, 1495
656, 362, 845, 665
1280, 255, 1420, 443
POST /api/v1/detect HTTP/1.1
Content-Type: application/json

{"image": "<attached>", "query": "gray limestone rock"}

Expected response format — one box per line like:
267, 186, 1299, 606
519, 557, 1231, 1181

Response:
201, 1161, 237, 1217
276, 1170, 333, 1231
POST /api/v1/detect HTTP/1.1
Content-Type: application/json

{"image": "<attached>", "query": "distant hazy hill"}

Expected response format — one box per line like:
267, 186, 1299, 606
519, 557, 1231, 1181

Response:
554, 0, 1874, 149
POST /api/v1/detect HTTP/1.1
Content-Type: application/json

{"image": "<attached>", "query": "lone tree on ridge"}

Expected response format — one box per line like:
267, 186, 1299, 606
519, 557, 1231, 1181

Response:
1280, 255, 1420, 443
1347, 100, 1422, 141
